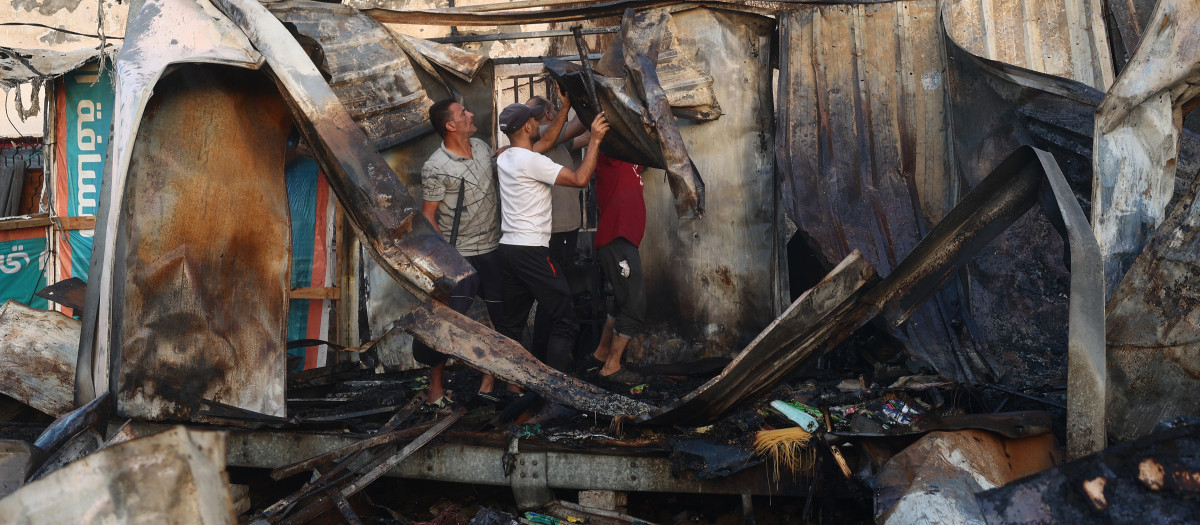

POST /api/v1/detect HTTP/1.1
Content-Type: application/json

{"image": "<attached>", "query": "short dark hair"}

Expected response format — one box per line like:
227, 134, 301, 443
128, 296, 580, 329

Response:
430, 99, 457, 137
527, 96, 551, 113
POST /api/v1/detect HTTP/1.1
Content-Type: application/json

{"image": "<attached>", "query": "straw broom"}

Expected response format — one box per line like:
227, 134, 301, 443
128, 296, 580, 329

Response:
753, 427, 817, 481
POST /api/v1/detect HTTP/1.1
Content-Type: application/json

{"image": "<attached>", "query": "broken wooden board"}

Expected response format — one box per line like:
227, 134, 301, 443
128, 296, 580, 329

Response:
0, 426, 236, 524
0, 300, 79, 417
400, 301, 654, 417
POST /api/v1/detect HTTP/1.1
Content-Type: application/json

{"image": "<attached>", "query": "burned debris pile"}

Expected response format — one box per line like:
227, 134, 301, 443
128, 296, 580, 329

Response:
4, 0, 1200, 522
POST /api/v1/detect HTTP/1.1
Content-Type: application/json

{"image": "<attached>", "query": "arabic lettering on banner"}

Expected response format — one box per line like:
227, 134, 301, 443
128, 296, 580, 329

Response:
59, 62, 115, 285
0, 229, 48, 309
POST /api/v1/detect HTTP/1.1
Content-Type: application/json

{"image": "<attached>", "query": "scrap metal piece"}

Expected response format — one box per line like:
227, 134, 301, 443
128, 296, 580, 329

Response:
33, 277, 87, 312
1092, 0, 1200, 297
976, 421, 1200, 523
1105, 170, 1200, 443
265, 0, 435, 150
545, 8, 706, 218
398, 34, 489, 82
874, 430, 1060, 524
0, 300, 78, 417
0, 426, 236, 524
401, 300, 654, 417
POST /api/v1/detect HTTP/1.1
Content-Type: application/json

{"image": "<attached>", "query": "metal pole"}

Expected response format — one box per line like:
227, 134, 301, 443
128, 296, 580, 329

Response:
571, 26, 602, 113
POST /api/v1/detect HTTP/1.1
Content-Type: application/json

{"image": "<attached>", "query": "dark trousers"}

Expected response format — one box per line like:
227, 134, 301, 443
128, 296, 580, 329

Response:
412, 250, 504, 366
532, 229, 578, 359
497, 243, 578, 372
597, 237, 646, 338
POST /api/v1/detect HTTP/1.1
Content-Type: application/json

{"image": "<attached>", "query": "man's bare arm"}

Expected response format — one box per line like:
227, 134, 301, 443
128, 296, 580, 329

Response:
421, 200, 442, 236
531, 84, 573, 154
554, 113, 610, 187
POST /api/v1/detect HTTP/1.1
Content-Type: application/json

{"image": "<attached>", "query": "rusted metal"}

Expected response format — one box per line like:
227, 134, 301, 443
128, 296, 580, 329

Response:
266, 0, 434, 150
116, 63, 292, 422
0, 300, 78, 418
1105, 170, 1200, 443
352, 0, 789, 27
977, 421, 1200, 523
400, 300, 654, 417
77, 0, 267, 408
546, 8, 706, 219
1092, 0, 1200, 298
0, 426, 236, 524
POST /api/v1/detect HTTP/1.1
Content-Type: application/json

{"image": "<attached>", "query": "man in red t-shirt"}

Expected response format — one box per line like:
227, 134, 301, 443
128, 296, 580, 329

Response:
589, 152, 647, 384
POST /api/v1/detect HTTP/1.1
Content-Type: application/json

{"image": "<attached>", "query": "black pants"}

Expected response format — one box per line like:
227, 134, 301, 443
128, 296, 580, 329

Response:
497, 243, 578, 372
532, 229, 578, 360
412, 250, 504, 366
597, 237, 646, 338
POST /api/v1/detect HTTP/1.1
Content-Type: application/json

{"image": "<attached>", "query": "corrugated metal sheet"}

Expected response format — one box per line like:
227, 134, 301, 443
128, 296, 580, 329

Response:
944, 0, 1114, 90
778, 0, 988, 379
267, 0, 434, 150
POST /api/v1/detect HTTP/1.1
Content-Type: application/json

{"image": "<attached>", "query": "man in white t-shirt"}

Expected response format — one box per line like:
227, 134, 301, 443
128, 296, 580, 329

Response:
494, 92, 610, 372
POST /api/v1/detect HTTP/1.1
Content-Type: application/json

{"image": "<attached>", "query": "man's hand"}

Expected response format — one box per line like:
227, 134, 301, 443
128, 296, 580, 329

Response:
557, 82, 571, 109
590, 112, 610, 143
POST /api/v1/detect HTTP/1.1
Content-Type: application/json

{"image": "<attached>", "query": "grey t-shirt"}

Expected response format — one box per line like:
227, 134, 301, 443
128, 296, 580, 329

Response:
420, 137, 500, 256
539, 124, 583, 233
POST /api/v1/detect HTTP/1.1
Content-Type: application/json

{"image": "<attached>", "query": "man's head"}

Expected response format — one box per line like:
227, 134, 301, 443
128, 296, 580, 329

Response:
525, 96, 556, 124
498, 102, 544, 141
430, 99, 477, 138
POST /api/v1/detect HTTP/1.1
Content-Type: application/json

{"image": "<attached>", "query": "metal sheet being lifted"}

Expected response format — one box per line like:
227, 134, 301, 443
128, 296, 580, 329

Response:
545, 7, 706, 218
266, 0, 435, 150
